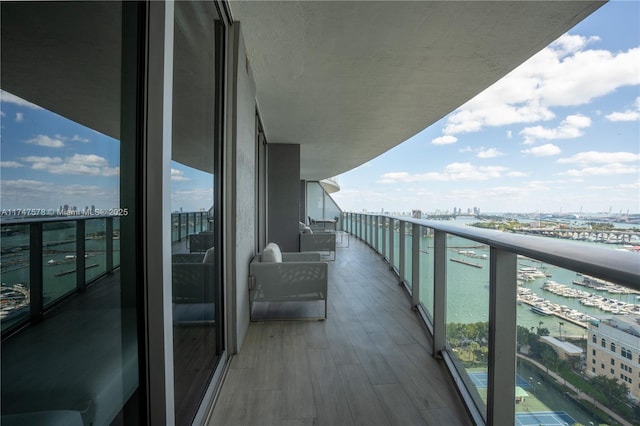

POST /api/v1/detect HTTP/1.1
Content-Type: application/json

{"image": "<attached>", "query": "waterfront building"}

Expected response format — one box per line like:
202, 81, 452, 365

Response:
2, 2, 637, 426
587, 316, 640, 401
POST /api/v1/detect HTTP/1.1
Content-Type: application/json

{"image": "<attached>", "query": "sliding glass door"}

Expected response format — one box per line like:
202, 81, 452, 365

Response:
171, 2, 225, 424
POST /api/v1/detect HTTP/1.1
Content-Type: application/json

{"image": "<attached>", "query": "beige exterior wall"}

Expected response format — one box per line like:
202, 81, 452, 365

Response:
587, 323, 640, 401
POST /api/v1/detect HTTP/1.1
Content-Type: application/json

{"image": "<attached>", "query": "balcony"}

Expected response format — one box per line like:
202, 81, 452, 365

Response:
3, 211, 639, 425
210, 234, 471, 425
211, 212, 640, 425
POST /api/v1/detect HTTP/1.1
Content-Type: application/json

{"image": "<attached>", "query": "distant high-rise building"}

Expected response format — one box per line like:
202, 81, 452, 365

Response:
412, 209, 422, 219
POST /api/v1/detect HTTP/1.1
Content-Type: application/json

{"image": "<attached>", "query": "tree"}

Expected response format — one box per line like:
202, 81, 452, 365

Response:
590, 376, 628, 406
540, 345, 558, 373
517, 325, 531, 351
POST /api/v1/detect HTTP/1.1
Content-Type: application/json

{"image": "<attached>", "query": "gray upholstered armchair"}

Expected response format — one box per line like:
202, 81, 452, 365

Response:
299, 222, 337, 260
249, 243, 328, 320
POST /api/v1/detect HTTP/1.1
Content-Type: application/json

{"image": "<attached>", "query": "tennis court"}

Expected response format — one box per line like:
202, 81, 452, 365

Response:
468, 371, 531, 388
515, 411, 577, 426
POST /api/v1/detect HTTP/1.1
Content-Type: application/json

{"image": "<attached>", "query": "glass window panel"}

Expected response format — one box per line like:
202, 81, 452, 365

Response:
171, 2, 223, 423
403, 224, 412, 289
1, 2, 139, 424
445, 235, 490, 419
392, 222, 400, 271
419, 226, 434, 317
306, 182, 324, 225
515, 258, 637, 424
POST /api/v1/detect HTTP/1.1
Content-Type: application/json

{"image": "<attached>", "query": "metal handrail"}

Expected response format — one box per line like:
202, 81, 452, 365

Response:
396, 216, 640, 291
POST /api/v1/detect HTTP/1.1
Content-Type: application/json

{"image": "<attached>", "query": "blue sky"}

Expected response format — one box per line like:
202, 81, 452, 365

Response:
332, 1, 640, 215
0, 92, 122, 211
0, 93, 212, 212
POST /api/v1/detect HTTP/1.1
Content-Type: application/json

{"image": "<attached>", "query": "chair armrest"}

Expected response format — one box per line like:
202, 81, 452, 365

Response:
299, 233, 336, 252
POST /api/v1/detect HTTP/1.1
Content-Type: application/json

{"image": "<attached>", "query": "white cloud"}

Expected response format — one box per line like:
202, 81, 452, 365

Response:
477, 148, 504, 159
15, 112, 24, 122
550, 34, 601, 57
438, 36, 639, 137
20, 156, 62, 164
25, 134, 65, 148
0, 179, 118, 209
71, 134, 90, 143
558, 151, 640, 164
458, 146, 473, 153
559, 163, 639, 177
506, 171, 528, 177
521, 144, 561, 157
101, 167, 120, 177
21, 154, 117, 176
520, 114, 591, 144
507, 130, 513, 139
606, 97, 640, 122
0, 90, 42, 109
171, 168, 190, 182
68, 154, 109, 167
431, 135, 458, 145
0, 161, 25, 168
377, 163, 509, 184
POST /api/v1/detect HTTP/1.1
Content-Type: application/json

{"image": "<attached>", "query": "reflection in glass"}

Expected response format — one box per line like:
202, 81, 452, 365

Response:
1, 2, 138, 424
113, 216, 121, 268
85, 218, 107, 282
0, 224, 30, 331
43, 221, 77, 306
171, 1, 223, 423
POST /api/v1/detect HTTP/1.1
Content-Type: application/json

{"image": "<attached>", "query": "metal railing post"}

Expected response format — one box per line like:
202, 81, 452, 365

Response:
433, 229, 447, 357
487, 248, 517, 425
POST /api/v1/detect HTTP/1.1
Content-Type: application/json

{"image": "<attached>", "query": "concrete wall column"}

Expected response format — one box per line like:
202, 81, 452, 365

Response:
267, 143, 300, 252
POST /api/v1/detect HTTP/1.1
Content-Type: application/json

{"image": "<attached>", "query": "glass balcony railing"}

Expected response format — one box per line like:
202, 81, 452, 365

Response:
1, 211, 208, 336
342, 212, 640, 425
1, 215, 121, 335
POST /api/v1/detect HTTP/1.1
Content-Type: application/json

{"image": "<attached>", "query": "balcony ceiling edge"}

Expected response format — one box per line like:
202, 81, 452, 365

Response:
229, 0, 605, 181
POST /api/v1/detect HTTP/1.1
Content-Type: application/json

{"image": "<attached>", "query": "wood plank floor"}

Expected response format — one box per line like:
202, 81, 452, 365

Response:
209, 237, 472, 426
